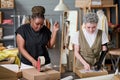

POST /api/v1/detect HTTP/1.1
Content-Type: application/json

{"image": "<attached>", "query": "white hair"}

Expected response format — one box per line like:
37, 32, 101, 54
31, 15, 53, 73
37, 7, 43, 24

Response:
83, 12, 98, 24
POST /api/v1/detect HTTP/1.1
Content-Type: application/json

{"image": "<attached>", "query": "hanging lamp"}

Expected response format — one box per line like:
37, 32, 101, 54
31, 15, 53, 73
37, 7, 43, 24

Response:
54, 0, 69, 11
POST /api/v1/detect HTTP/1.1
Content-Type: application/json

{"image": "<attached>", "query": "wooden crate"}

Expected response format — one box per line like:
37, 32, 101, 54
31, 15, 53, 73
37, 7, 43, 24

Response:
75, 67, 108, 78
75, 0, 114, 8
75, 0, 91, 8
101, 0, 114, 5
0, 0, 15, 8
0, 65, 22, 79
114, 75, 120, 80
22, 68, 60, 80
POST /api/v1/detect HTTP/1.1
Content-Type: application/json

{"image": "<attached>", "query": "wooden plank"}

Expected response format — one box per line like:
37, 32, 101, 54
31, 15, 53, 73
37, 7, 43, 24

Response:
79, 5, 117, 9
106, 8, 110, 22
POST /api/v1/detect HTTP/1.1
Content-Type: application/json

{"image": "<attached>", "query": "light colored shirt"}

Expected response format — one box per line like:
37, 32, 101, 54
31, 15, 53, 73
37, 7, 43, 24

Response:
71, 29, 109, 47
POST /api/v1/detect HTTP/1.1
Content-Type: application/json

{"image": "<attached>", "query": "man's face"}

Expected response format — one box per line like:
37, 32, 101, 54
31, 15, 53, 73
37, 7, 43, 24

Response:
85, 23, 97, 34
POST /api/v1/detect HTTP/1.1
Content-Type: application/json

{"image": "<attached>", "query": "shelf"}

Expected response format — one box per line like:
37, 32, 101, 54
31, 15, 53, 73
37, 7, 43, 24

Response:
0, 24, 14, 26
0, 7, 16, 47
0, 38, 14, 41
79, 4, 117, 9
0, 8, 15, 11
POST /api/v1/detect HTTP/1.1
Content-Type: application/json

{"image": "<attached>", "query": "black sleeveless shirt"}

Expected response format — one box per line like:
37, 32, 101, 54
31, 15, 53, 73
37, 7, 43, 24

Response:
16, 23, 51, 65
